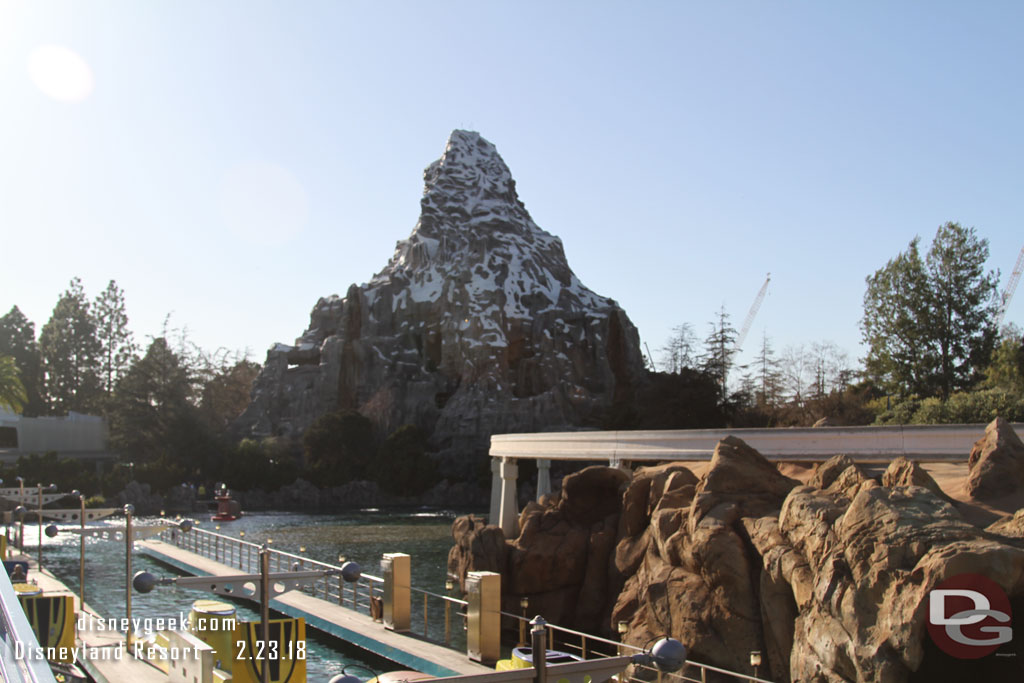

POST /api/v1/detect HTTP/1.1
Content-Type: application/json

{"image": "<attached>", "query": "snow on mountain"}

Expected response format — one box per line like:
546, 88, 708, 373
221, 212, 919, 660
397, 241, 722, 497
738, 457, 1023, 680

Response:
235, 130, 644, 465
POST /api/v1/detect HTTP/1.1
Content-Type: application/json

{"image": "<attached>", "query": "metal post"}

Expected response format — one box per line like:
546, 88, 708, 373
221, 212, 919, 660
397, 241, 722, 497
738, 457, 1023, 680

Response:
124, 504, 134, 647
75, 491, 85, 607
531, 616, 548, 683
445, 599, 451, 643
16, 477, 25, 549
36, 484, 43, 571
260, 543, 270, 683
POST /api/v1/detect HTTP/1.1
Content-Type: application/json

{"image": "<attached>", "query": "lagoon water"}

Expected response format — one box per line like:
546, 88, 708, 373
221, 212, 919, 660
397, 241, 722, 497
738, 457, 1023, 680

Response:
27, 507, 478, 681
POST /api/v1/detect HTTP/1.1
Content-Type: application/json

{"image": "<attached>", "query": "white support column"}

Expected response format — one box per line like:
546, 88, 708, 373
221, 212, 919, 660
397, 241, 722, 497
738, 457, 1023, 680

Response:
489, 458, 501, 526
536, 458, 551, 501
498, 457, 519, 538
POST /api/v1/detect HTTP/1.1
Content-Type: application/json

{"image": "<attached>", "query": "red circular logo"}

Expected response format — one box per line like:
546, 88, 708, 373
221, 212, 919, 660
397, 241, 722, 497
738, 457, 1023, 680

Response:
927, 573, 1013, 659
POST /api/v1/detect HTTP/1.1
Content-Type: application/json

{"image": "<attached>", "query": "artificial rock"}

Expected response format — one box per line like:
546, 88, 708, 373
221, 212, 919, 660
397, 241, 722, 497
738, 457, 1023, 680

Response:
235, 131, 644, 464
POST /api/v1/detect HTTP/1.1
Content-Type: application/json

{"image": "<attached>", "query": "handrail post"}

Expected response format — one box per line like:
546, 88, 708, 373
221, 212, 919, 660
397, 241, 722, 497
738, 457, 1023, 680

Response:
124, 504, 134, 647
382, 553, 411, 632
466, 570, 500, 663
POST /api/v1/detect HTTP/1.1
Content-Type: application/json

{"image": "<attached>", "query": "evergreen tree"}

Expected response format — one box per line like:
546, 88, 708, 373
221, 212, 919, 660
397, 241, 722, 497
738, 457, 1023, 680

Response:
93, 280, 137, 403
985, 326, 1024, 393
925, 222, 999, 397
109, 337, 194, 463
659, 323, 698, 374
861, 238, 935, 396
39, 278, 101, 414
0, 306, 45, 415
700, 307, 736, 399
198, 357, 260, 430
861, 224, 998, 398
753, 331, 783, 408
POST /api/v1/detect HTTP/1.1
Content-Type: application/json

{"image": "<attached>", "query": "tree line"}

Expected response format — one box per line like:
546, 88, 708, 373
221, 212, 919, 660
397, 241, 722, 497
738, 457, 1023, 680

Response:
641, 222, 1023, 428
0, 278, 442, 498
0, 278, 261, 495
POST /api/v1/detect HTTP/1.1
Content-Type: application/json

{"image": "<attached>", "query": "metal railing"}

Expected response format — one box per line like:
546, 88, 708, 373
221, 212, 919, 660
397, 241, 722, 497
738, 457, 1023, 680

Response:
411, 584, 468, 647
157, 526, 772, 681
158, 525, 384, 614
498, 611, 775, 683
0, 565, 57, 683
159, 525, 476, 649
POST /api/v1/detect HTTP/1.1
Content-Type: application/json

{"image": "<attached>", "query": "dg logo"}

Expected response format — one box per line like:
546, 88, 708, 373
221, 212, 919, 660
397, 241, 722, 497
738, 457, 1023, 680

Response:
927, 573, 1013, 659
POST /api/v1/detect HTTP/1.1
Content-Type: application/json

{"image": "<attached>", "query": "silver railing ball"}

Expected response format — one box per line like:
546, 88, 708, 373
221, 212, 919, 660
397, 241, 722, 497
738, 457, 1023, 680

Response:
649, 637, 687, 673
340, 561, 362, 583
132, 571, 159, 594
44, 524, 59, 538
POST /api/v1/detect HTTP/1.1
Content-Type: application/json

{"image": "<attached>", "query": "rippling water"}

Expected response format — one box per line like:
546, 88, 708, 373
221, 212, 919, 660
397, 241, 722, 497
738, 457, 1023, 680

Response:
23, 507, 478, 681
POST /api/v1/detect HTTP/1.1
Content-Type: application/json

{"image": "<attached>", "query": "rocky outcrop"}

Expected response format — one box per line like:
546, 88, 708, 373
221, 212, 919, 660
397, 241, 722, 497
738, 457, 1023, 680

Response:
966, 417, 1024, 499
449, 466, 630, 631
234, 131, 644, 466
449, 423, 1024, 683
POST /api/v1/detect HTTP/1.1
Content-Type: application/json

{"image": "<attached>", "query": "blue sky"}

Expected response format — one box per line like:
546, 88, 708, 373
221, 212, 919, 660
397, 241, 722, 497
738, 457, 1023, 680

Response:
2, 1, 1022, 374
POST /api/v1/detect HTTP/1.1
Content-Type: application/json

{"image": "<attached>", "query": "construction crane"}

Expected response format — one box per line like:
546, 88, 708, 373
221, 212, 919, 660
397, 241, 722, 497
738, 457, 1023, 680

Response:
733, 273, 771, 354
995, 245, 1024, 330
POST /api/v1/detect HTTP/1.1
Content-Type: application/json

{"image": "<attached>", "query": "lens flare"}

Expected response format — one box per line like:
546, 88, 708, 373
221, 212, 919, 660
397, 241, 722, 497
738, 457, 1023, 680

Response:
28, 44, 95, 102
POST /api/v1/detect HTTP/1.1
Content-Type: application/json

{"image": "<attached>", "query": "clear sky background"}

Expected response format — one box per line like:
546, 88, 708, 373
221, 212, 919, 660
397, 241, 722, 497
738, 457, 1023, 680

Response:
2, 1, 1022, 375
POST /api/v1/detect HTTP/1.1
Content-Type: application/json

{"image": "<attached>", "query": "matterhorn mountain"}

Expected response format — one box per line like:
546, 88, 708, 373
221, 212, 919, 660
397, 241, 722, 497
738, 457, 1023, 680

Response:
235, 130, 645, 465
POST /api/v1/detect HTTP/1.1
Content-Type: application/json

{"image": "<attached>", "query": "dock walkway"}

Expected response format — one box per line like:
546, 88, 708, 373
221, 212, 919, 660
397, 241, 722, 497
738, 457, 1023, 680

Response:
138, 538, 493, 677
13, 551, 171, 683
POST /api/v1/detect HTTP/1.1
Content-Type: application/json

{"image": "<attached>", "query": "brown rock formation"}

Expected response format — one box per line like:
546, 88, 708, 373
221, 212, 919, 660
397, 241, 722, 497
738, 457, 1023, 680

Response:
966, 417, 1024, 499
449, 425, 1024, 682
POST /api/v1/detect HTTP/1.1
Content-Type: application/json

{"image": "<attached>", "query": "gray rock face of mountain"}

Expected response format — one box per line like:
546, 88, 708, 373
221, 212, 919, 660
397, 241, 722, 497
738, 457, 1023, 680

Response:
235, 130, 644, 463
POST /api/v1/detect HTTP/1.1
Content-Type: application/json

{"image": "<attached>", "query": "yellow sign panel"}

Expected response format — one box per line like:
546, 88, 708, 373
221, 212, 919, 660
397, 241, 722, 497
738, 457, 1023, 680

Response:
19, 594, 76, 662
231, 617, 306, 683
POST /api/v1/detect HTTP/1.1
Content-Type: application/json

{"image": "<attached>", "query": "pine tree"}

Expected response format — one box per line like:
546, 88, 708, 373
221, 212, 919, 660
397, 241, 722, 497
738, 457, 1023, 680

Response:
39, 278, 101, 414
925, 222, 999, 397
753, 331, 783, 408
659, 323, 697, 374
94, 280, 137, 403
700, 307, 736, 400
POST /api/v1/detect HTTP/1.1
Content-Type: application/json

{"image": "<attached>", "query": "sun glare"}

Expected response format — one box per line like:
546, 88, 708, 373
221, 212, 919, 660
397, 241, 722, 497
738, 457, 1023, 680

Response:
27, 44, 95, 102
